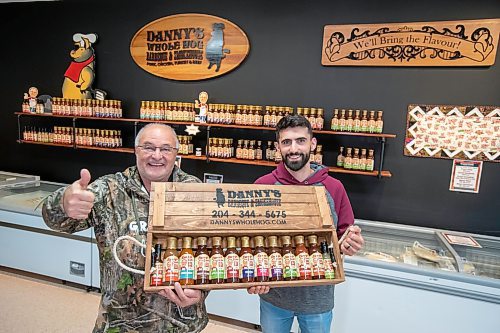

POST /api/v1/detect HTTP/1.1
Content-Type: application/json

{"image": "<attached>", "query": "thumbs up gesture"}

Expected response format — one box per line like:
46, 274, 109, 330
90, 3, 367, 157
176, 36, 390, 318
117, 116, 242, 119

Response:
62, 169, 95, 219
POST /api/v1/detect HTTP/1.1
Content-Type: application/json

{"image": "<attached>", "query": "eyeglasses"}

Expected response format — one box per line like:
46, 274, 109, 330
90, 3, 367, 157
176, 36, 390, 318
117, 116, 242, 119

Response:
137, 144, 178, 155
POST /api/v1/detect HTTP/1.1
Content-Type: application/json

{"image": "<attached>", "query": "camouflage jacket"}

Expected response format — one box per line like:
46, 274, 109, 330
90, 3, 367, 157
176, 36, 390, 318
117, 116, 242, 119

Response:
42, 166, 209, 333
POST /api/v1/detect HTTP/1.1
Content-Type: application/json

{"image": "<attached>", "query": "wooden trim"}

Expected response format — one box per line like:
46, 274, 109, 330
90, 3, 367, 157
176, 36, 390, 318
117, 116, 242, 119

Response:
145, 277, 344, 291
313, 129, 396, 138
151, 182, 166, 227
17, 140, 73, 148
328, 167, 392, 178
314, 186, 333, 228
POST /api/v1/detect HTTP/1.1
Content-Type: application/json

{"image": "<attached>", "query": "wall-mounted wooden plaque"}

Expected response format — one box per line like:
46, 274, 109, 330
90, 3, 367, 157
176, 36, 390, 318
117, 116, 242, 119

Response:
131, 14, 250, 81
144, 182, 345, 291
322, 19, 500, 66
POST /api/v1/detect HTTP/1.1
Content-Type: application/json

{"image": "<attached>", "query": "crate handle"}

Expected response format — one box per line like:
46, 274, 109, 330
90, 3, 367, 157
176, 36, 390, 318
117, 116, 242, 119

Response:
112, 235, 150, 275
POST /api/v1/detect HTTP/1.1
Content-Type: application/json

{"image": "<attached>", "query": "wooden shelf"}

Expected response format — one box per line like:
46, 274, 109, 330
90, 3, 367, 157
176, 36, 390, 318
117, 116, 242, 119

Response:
313, 129, 397, 138
17, 140, 73, 148
328, 166, 392, 178
15, 113, 396, 138
17, 113, 394, 178
17, 140, 392, 177
15, 112, 134, 122
75, 146, 134, 153
206, 157, 392, 178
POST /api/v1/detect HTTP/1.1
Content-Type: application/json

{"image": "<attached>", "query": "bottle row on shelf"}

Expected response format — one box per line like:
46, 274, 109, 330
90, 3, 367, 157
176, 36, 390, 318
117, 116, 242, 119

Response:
21, 99, 386, 135
52, 98, 123, 118
140, 100, 394, 133
331, 109, 383, 133
22, 126, 123, 148
207, 138, 326, 165
337, 146, 375, 171
150, 234, 337, 287
21, 127, 378, 172
176, 135, 194, 155
22, 97, 124, 118
21, 101, 45, 114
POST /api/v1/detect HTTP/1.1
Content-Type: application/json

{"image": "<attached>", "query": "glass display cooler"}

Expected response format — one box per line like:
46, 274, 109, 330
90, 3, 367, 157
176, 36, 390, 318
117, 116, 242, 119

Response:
350, 219, 500, 299
0, 171, 99, 288
330, 219, 500, 333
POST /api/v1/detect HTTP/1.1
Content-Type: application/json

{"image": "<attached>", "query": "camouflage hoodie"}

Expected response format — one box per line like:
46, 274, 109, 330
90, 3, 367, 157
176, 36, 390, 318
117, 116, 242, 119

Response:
42, 166, 209, 333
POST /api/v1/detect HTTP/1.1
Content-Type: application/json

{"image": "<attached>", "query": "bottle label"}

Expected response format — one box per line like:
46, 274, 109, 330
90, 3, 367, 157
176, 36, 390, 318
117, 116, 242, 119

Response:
366, 160, 374, 171
352, 158, 360, 170
339, 119, 346, 131
163, 255, 179, 282
323, 256, 335, 279
195, 253, 210, 280
317, 119, 324, 130
225, 253, 240, 279
269, 252, 283, 278
344, 158, 352, 169
369, 121, 376, 133
282, 252, 298, 278
151, 262, 164, 286
297, 252, 311, 278
254, 252, 270, 278
361, 120, 368, 132
240, 252, 255, 279
210, 253, 225, 280
310, 252, 325, 276
179, 253, 195, 280
354, 120, 361, 132
331, 118, 339, 130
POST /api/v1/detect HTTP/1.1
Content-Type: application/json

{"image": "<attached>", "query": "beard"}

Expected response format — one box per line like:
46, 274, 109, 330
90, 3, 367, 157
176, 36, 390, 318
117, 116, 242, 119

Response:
283, 151, 310, 171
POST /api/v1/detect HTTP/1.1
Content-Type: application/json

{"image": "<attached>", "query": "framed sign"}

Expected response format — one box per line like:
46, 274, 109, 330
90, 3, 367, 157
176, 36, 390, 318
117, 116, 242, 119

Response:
204, 173, 224, 184
449, 159, 483, 194
322, 19, 500, 66
404, 104, 500, 162
130, 14, 250, 80
442, 233, 482, 248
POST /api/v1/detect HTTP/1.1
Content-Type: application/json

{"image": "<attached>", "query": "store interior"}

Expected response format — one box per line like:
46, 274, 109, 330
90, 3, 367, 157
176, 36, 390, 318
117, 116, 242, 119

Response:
0, 0, 499, 332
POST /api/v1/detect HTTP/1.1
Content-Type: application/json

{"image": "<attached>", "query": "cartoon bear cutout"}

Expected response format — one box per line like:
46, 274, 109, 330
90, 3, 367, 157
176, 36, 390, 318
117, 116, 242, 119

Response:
62, 33, 97, 99
206, 23, 230, 72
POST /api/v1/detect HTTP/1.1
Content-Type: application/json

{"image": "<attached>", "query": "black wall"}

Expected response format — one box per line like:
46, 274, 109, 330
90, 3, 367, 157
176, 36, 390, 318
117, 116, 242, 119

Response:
1, 0, 499, 235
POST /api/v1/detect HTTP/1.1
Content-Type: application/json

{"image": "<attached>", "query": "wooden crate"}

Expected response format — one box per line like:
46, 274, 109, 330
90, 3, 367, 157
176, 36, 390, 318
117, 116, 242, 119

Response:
144, 182, 345, 291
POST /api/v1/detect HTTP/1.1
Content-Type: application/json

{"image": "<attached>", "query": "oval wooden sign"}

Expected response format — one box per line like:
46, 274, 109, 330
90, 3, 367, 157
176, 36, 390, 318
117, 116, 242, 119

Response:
130, 14, 250, 81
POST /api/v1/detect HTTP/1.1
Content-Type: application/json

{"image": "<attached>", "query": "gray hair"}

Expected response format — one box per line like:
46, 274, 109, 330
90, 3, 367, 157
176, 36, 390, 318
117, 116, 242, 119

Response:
134, 123, 180, 149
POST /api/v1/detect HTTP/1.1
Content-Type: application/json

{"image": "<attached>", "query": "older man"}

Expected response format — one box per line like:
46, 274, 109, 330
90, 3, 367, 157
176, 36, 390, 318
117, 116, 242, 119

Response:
43, 123, 207, 333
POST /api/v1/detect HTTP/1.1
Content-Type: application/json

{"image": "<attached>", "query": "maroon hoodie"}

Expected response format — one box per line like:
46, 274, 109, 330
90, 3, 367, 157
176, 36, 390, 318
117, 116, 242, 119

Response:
255, 162, 354, 237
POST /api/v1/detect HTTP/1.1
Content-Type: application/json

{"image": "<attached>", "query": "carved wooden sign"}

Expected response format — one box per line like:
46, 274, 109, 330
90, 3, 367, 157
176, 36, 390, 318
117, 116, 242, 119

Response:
130, 14, 250, 80
149, 183, 335, 230
322, 19, 500, 66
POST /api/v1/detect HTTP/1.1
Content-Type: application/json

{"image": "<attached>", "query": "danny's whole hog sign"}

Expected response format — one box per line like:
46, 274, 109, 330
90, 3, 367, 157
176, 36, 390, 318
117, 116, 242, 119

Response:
130, 14, 250, 80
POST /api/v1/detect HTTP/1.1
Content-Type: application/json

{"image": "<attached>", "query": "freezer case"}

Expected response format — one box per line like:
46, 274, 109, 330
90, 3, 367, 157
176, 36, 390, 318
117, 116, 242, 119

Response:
0, 172, 98, 287
329, 220, 500, 333
347, 219, 500, 302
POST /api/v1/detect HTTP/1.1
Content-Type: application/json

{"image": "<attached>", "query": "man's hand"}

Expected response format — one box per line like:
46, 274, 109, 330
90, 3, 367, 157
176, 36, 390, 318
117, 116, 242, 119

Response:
159, 282, 203, 308
341, 225, 364, 256
247, 285, 270, 295
62, 169, 95, 219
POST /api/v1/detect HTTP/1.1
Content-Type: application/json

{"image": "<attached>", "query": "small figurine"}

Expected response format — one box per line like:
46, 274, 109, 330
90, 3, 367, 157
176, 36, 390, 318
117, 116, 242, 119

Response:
24, 86, 39, 113
195, 91, 209, 123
